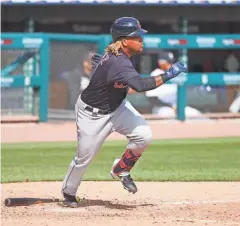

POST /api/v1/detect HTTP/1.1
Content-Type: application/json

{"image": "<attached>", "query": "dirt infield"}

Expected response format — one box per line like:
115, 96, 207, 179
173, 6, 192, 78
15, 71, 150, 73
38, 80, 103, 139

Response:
2, 119, 240, 226
2, 182, 240, 226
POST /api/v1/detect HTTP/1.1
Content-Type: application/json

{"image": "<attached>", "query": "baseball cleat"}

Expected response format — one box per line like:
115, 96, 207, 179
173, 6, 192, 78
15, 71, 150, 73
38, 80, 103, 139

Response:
110, 159, 138, 194
62, 192, 81, 208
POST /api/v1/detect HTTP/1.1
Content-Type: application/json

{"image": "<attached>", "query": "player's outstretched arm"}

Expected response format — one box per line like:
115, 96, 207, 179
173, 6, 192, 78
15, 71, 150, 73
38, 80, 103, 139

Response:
127, 62, 187, 92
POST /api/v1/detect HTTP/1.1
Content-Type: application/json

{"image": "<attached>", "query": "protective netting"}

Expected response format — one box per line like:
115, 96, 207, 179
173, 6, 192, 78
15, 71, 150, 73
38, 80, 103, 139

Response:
128, 49, 240, 119
2, 41, 239, 121
1, 42, 98, 120
185, 85, 240, 119
127, 85, 240, 119
1, 49, 25, 75
1, 87, 25, 115
1, 49, 36, 116
48, 41, 98, 117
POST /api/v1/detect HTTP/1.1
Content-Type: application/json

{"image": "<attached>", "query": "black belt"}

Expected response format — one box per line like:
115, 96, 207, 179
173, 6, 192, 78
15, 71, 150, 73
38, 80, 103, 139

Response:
85, 106, 111, 115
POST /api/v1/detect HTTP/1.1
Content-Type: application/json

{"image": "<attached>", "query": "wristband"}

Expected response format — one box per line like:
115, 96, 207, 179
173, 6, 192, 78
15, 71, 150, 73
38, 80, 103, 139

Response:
160, 73, 170, 83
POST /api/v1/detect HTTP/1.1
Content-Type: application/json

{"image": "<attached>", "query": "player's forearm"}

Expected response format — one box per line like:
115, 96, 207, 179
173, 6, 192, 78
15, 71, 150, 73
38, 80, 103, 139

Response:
126, 74, 170, 92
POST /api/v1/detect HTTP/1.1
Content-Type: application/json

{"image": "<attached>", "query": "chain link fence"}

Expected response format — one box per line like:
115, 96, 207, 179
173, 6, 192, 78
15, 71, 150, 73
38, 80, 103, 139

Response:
1, 41, 99, 120
48, 40, 98, 119
1, 49, 35, 117
2, 39, 239, 121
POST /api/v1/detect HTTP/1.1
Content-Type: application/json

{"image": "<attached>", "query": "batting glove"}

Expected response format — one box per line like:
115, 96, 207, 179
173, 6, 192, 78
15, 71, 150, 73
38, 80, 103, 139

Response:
166, 62, 187, 79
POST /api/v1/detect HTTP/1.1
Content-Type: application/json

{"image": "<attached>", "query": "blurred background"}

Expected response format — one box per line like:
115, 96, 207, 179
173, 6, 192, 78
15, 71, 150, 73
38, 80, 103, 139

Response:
1, 1, 240, 122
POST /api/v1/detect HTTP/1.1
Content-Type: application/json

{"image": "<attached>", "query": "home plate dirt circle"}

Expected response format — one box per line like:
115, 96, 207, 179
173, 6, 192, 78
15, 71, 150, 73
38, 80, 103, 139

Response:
2, 181, 240, 226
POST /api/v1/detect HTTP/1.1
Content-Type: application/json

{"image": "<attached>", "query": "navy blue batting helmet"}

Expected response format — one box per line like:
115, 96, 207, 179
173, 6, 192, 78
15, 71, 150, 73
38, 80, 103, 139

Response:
110, 17, 148, 42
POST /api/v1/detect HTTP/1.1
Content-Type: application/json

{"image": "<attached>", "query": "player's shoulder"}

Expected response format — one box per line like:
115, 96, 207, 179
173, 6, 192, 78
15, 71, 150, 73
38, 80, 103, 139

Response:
110, 52, 133, 68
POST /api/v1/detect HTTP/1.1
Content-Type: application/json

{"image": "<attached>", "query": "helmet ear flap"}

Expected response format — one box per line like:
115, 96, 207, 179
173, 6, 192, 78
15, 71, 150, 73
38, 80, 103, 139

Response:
113, 36, 124, 43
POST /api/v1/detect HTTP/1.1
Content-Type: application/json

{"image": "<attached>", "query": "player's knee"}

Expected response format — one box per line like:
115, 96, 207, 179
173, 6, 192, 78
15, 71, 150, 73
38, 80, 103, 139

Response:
134, 125, 153, 148
142, 127, 153, 147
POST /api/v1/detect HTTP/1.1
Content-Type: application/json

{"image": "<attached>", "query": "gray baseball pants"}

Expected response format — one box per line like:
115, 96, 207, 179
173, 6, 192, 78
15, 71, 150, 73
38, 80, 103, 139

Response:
62, 95, 152, 196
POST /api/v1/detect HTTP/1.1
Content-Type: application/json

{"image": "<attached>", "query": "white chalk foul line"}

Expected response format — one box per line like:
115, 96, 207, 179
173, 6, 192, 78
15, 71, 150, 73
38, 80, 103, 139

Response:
176, 218, 240, 225
46, 207, 88, 213
44, 200, 240, 214
166, 200, 240, 205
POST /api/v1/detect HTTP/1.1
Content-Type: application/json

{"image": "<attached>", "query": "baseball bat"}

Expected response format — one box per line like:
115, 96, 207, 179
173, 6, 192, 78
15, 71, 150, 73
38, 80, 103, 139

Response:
5, 197, 62, 207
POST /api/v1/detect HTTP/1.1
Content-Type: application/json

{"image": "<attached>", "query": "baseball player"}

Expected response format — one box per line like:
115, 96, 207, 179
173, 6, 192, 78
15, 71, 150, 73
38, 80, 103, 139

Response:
145, 52, 203, 118
61, 17, 187, 208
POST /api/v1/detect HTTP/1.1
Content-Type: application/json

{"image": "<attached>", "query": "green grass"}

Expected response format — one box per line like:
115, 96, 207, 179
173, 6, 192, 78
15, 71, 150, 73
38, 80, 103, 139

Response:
1, 137, 240, 183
